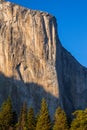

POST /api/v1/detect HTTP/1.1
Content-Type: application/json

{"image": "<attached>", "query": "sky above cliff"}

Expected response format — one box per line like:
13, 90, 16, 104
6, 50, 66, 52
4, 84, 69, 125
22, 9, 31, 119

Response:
8, 0, 87, 67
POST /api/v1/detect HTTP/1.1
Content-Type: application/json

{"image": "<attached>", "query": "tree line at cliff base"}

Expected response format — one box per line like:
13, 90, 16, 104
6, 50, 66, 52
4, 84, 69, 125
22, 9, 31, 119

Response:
0, 97, 87, 130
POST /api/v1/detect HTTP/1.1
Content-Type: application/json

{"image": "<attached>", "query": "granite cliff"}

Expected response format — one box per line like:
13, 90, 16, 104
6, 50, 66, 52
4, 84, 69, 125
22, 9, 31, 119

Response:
0, 0, 87, 117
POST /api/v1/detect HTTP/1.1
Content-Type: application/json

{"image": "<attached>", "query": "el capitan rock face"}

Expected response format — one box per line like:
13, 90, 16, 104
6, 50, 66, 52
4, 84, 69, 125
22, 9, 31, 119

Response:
0, 1, 87, 117
0, 1, 59, 116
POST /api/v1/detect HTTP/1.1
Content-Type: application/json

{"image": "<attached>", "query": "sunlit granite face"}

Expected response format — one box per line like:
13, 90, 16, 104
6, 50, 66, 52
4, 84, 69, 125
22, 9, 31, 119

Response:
0, 0, 59, 117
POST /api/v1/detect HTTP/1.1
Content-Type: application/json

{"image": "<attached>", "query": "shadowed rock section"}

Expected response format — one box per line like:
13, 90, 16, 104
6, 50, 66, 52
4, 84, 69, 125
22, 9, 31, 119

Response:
0, 1, 87, 117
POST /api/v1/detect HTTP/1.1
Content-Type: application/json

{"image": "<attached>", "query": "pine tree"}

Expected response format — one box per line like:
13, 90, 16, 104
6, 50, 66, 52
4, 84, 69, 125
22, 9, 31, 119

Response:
27, 107, 36, 130
70, 109, 87, 130
35, 112, 40, 124
36, 98, 51, 130
53, 107, 69, 130
0, 97, 13, 130
17, 102, 28, 130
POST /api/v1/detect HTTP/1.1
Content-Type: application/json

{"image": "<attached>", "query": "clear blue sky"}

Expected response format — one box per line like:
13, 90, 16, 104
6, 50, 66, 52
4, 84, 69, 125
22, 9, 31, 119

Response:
7, 0, 87, 67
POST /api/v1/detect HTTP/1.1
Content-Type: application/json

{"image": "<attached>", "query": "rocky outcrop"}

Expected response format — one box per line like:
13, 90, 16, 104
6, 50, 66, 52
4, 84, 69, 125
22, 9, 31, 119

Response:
0, 1, 87, 117
59, 47, 87, 115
